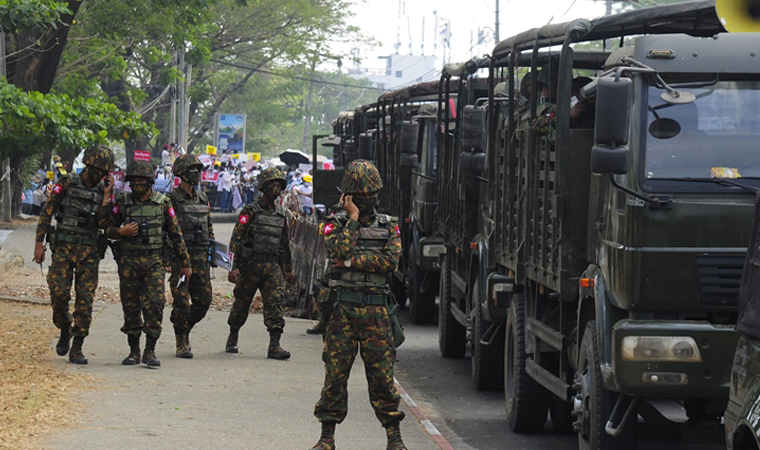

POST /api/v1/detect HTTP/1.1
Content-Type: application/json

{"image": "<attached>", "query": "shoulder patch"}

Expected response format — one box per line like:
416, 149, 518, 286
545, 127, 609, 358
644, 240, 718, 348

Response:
52, 184, 63, 195
112, 204, 120, 215
238, 214, 250, 225
322, 222, 335, 236
168, 206, 176, 218
394, 224, 401, 236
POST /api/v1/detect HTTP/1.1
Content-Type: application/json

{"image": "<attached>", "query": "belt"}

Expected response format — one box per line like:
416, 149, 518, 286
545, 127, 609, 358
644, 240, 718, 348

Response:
121, 248, 163, 257
336, 291, 387, 306
55, 233, 97, 246
249, 253, 279, 263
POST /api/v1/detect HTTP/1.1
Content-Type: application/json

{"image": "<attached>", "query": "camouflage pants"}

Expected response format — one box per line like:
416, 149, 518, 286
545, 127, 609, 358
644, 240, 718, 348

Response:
228, 261, 285, 333
169, 250, 212, 332
119, 254, 166, 339
314, 301, 404, 426
47, 241, 100, 337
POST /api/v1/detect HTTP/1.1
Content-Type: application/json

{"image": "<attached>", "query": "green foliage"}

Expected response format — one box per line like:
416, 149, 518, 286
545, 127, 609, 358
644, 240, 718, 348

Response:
0, 79, 157, 160
0, 0, 70, 33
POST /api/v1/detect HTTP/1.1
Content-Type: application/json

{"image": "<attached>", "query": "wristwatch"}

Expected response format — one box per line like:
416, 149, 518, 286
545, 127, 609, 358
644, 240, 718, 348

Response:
343, 259, 352, 268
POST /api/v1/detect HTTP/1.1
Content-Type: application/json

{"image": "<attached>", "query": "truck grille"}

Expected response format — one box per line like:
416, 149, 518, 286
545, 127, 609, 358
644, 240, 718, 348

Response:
694, 254, 745, 309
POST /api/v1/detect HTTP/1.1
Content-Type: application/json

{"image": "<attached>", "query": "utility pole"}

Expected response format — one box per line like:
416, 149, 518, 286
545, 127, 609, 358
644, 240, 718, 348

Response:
301, 60, 318, 153
178, 51, 185, 153
495, 0, 500, 44
169, 52, 177, 146
606, 0, 613, 15
0, 28, 11, 223
181, 63, 192, 152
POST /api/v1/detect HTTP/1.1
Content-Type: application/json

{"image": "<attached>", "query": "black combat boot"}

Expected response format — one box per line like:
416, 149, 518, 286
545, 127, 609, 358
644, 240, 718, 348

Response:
142, 336, 161, 368
68, 336, 88, 364
56, 325, 71, 356
225, 329, 239, 353
267, 330, 291, 360
174, 327, 193, 359
122, 334, 141, 365
306, 322, 325, 335
310, 422, 336, 450
385, 422, 407, 450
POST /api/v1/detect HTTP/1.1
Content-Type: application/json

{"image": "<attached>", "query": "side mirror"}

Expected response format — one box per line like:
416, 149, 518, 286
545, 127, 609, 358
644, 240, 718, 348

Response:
359, 133, 374, 160
595, 77, 632, 147
591, 145, 629, 175
401, 121, 419, 155
462, 105, 485, 153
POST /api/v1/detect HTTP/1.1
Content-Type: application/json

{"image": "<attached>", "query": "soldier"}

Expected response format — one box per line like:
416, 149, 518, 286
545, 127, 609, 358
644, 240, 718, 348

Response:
167, 154, 215, 359
225, 168, 294, 359
106, 161, 191, 368
531, 61, 560, 136
33, 145, 115, 365
311, 160, 407, 450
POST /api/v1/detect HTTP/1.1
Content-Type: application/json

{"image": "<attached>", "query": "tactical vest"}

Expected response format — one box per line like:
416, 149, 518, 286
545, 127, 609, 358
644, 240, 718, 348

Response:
120, 191, 166, 253
169, 189, 209, 247
328, 213, 396, 292
54, 173, 104, 245
241, 202, 286, 261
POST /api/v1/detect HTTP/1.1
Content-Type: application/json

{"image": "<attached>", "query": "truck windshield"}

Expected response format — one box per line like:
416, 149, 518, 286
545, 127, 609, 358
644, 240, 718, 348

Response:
644, 80, 760, 180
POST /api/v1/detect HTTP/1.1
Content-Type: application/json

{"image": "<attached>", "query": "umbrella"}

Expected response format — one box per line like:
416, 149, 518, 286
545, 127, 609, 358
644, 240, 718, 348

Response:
278, 149, 310, 166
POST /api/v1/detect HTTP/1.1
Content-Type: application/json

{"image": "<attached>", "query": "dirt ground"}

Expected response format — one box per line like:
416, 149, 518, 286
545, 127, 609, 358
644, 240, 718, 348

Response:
0, 301, 93, 450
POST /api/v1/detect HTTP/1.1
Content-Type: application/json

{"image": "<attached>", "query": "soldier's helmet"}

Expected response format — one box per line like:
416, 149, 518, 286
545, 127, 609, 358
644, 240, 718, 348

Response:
340, 159, 383, 194
173, 154, 203, 175
125, 160, 155, 183
536, 61, 560, 88
258, 168, 286, 190
82, 145, 115, 172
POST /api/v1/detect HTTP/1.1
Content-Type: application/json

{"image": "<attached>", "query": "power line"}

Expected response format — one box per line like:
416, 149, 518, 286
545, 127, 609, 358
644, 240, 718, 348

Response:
209, 59, 385, 91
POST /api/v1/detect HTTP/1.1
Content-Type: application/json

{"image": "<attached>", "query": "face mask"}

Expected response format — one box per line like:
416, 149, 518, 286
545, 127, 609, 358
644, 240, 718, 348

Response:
89, 168, 107, 183
131, 183, 152, 197
183, 170, 200, 185
352, 195, 378, 214
264, 184, 282, 200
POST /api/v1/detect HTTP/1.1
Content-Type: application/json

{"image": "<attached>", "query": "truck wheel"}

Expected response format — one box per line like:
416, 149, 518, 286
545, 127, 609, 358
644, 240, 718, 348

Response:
471, 274, 505, 391
409, 246, 437, 324
438, 255, 466, 358
575, 321, 636, 450
505, 292, 549, 432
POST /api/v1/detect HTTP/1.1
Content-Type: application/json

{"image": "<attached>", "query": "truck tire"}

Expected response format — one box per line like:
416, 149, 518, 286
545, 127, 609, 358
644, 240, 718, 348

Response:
575, 321, 636, 450
471, 274, 505, 391
439, 255, 466, 358
505, 292, 549, 433
409, 246, 437, 324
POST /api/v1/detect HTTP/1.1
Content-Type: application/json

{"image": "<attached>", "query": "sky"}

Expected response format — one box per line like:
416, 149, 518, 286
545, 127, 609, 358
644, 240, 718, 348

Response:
339, 0, 612, 75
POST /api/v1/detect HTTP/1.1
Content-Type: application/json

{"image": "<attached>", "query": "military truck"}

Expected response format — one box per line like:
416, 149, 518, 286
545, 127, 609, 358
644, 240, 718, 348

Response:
375, 81, 453, 323
437, 1, 759, 447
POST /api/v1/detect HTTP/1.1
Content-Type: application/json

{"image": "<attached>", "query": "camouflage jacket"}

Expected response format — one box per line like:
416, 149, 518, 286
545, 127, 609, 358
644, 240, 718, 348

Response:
105, 191, 191, 268
322, 209, 401, 294
229, 197, 292, 273
168, 187, 215, 250
35, 175, 110, 243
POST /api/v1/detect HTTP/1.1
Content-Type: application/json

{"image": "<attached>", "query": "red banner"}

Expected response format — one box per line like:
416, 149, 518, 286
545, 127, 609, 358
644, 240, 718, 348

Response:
133, 150, 150, 161
201, 171, 219, 183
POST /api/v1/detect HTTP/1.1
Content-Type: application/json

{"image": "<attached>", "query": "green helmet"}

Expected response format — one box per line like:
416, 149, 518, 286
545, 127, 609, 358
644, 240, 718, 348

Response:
536, 61, 560, 87
258, 168, 286, 190
82, 145, 115, 172
340, 159, 383, 194
173, 154, 203, 175
125, 160, 155, 183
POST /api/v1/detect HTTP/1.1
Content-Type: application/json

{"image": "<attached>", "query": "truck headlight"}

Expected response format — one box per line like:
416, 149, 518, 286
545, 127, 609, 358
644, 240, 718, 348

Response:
422, 245, 447, 258
621, 336, 702, 362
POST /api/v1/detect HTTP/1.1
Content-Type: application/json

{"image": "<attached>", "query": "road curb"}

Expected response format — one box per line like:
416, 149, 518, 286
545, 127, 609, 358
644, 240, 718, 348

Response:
210, 212, 240, 223
395, 377, 455, 450
0, 295, 48, 305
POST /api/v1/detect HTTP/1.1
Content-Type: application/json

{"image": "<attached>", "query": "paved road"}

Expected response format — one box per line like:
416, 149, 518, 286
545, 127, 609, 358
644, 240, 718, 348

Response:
393, 310, 728, 450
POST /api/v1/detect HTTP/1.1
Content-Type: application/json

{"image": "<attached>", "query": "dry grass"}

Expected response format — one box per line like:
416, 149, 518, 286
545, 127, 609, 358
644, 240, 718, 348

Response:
0, 301, 93, 450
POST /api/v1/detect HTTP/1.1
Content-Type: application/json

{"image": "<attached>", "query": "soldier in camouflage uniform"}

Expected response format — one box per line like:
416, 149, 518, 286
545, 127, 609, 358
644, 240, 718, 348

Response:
167, 154, 215, 359
530, 62, 559, 136
226, 168, 294, 360
106, 161, 191, 368
311, 160, 407, 450
33, 145, 115, 365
